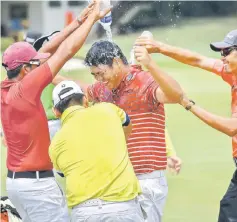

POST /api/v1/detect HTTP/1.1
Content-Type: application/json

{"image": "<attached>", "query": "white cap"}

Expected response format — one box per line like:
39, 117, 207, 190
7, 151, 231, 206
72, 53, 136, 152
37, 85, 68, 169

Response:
52, 80, 84, 107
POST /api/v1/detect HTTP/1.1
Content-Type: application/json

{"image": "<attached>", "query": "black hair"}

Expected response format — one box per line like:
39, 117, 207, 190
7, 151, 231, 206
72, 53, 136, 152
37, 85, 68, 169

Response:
84, 40, 128, 67
55, 93, 84, 114
6, 65, 23, 79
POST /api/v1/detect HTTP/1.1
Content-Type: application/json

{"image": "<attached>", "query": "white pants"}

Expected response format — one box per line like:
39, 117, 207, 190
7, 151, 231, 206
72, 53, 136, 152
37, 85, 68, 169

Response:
137, 170, 168, 222
48, 119, 61, 140
71, 198, 144, 222
6, 177, 69, 222
48, 120, 65, 177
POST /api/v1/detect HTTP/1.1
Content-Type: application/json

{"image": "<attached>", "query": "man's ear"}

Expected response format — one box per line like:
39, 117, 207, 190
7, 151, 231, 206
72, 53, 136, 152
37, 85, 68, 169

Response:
83, 95, 89, 108
19, 65, 30, 79
52, 107, 61, 118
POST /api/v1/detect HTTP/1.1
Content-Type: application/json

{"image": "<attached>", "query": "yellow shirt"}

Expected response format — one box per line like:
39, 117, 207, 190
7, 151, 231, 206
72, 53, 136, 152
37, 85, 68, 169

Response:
49, 103, 141, 208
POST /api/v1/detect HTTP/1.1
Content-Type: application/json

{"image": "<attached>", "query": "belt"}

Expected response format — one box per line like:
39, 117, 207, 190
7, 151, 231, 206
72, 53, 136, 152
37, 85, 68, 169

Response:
74, 198, 138, 208
7, 170, 54, 179
136, 170, 165, 180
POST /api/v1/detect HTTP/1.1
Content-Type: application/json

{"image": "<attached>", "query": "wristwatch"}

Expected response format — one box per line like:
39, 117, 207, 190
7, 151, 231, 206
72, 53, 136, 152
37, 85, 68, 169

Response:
185, 100, 195, 111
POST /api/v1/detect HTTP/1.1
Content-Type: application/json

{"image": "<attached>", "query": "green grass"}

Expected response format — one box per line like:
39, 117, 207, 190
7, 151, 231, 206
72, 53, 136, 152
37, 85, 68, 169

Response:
1, 17, 237, 222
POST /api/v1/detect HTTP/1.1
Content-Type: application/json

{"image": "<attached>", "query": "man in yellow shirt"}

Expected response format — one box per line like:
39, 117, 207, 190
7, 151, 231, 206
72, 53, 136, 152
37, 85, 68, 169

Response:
49, 80, 144, 222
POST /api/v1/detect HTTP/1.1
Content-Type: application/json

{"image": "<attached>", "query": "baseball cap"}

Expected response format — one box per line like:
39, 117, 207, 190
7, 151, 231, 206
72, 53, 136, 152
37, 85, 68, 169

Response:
2, 42, 50, 71
210, 30, 237, 52
53, 80, 84, 107
33, 31, 60, 51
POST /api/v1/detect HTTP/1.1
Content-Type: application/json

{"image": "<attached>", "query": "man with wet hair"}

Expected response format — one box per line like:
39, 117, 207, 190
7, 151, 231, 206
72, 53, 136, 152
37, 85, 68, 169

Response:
83, 40, 184, 222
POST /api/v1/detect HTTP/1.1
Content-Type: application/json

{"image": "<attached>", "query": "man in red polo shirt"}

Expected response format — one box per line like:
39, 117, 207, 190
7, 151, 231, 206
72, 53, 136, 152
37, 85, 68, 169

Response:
136, 30, 237, 222
84, 40, 184, 222
1, 2, 110, 221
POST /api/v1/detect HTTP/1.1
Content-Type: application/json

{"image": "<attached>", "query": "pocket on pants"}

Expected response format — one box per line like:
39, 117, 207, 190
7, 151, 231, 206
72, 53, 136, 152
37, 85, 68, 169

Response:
139, 177, 168, 202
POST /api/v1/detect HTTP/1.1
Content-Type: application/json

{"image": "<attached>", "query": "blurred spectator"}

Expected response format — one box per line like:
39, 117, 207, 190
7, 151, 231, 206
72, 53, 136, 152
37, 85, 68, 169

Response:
1, 24, 8, 37
65, 11, 74, 27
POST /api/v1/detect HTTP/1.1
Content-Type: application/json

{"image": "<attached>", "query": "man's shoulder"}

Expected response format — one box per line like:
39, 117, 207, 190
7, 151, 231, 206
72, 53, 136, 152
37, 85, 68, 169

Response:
213, 60, 235, 85
90, 102, 120, 117
1, 79, 21, 102
132, 70, 155, 88
87, 82, 112, 102
92, 102, 115, 110
89, 82, 107, 92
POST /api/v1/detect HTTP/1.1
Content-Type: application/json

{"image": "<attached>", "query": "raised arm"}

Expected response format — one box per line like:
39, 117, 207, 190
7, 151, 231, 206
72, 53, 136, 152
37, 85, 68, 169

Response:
38, 2, 94, 55
134, 46, 183, 104
47, 1, 111, 78
181, 97, 237, 137
135, 37, 223, 75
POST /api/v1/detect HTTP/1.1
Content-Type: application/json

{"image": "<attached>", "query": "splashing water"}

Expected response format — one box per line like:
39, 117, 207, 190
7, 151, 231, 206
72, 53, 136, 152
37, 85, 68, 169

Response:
104, 25, 113, 42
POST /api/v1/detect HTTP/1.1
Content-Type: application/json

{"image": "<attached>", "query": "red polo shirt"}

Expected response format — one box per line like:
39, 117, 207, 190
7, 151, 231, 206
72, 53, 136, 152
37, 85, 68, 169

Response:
87, 65, 167, 175
1, 63, 53, 172
213, 60, 237, 158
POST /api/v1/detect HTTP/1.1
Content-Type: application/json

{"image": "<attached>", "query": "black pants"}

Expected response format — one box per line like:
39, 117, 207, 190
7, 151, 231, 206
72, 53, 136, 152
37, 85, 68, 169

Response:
218, 169, 237, 222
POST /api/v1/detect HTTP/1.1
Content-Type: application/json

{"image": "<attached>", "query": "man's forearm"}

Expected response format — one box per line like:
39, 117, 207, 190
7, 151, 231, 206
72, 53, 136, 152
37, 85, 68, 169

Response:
52, 75, 67, 85
159, 43, 204, 67
146, 60, 183, 103
39, 19, 80, 55
158, 43, 218, 73
47, 17, 95, 76
186, 104, 237, 137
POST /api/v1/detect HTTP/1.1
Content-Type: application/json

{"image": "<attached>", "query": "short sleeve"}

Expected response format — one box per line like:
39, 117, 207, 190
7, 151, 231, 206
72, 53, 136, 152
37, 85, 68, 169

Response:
144, 75, 160, 109
213, 59, 224, 75
20, 62, 53, 105
213, 60, 233, 86
108, 103, 130, 126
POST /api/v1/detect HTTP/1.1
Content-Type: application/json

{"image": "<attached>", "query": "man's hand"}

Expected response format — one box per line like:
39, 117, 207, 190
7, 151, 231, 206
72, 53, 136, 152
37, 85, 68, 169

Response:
134, 46, 152, 67
135, 37, 163, 54
78, 1, 95, 23
88, 0, 112, 23
167, 155, 182, 174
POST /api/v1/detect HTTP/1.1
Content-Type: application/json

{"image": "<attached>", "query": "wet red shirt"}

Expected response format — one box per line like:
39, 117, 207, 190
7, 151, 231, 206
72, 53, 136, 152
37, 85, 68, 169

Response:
1, 63, 53, 172
213, 61, 237, 158
87, 65, 167, 174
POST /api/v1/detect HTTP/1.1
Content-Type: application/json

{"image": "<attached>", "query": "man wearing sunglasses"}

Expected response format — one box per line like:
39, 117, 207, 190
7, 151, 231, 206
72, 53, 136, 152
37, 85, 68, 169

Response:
1, 31, 63, 146
136, 29, 237, 222
1, 1, 111, 221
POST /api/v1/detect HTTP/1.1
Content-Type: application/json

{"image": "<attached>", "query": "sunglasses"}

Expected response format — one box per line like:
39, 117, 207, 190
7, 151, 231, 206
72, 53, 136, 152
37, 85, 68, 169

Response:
24, 60, 41, 68
221, 47, 237, 57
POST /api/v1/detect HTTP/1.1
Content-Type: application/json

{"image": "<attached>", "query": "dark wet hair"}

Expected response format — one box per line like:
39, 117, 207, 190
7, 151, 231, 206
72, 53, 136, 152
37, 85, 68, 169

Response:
84, 40, 128, 67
